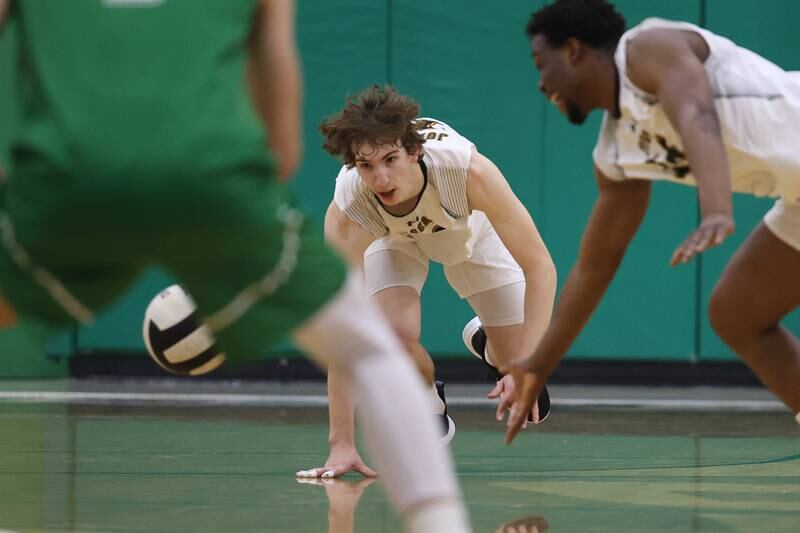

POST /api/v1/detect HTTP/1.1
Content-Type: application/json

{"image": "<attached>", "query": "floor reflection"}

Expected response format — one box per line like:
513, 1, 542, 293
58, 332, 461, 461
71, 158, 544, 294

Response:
295, 478, 379, 533
0, 398, 797, 532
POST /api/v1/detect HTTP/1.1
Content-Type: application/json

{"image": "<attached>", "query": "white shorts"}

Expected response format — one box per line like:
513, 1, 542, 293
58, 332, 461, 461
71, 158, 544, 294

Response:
363, 230, 526, 327
764, 198, 800, 251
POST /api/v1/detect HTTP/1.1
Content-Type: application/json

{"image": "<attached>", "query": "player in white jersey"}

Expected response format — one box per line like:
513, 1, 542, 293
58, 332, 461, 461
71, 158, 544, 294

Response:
504, 0, 800, 443
297, 85, 557, 477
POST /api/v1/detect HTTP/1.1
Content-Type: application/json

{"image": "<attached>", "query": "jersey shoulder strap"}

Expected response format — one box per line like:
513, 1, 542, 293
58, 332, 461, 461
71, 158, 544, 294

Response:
415, 117, 473, 218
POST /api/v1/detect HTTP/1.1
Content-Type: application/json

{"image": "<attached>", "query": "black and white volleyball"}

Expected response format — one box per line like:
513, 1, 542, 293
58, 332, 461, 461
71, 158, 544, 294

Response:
142, 285, 226, 376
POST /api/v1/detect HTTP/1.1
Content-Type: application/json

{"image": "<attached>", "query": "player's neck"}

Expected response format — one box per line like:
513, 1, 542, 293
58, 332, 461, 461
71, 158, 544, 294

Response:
594, 52, 620, 115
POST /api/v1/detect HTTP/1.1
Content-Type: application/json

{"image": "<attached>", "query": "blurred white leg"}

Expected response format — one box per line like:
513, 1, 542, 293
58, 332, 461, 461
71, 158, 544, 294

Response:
293, 274, 471, 532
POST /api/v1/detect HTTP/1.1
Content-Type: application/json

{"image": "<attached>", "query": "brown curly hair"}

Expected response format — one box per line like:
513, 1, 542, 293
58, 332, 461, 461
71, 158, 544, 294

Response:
319, 85, 425, 168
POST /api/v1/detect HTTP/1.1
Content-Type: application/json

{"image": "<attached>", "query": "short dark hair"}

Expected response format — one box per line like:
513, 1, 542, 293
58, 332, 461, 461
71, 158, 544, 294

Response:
319, 85, 425, 168
525, 0, 626, 50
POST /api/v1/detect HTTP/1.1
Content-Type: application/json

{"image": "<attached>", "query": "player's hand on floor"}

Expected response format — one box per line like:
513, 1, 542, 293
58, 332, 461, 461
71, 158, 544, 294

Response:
670, 213, 734, 266
296, 445, 377, 479
501, 360, 549, 445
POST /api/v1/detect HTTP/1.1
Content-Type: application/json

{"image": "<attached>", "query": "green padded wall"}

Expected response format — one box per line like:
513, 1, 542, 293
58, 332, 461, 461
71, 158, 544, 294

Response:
0, 1, 798, 371
296, 0, 389, 216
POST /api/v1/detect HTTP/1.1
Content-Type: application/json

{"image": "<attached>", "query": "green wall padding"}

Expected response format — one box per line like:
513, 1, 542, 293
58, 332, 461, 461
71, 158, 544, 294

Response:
0, 1, 798, 373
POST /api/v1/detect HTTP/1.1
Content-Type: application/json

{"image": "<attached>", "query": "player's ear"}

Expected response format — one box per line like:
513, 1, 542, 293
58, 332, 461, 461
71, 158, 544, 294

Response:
565, 37, 584, 65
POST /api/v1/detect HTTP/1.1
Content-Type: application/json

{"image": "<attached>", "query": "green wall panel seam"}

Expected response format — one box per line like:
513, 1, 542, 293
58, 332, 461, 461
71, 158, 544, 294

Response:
386, 0, 393, 84
699, 0, 707, 28
694, 0, 706, 362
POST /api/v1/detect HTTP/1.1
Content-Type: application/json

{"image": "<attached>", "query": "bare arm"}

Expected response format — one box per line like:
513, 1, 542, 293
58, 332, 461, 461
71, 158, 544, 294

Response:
295, 336, 367, 478
627, 29, 734, 265
322, 202, 373, 442
297, 202, 377, 478
323, 202, 375, 270
506, 169, 651, 442
322, 362, 362, 463
467, 150, 557, 360
247, 0, 302, 181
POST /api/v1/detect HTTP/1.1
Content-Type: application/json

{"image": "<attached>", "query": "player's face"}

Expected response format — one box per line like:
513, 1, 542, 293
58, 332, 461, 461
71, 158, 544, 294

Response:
531, 34, 589, 125
354, 142, 422, 206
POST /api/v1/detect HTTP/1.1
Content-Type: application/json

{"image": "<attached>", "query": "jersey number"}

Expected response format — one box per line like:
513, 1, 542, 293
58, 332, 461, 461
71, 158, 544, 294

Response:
423, 132, 449, 141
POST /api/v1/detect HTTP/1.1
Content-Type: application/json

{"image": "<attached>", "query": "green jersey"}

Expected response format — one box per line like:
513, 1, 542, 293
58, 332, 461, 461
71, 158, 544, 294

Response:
11, 0, 268, 177
0, 0, 347, 363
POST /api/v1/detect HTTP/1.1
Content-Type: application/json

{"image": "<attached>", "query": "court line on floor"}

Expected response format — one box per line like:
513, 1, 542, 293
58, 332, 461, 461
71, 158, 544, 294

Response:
0, 391, 785, 411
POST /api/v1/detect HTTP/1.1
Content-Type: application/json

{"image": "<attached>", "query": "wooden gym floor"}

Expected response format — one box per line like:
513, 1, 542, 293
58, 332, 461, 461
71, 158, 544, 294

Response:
0, 380, 797, 532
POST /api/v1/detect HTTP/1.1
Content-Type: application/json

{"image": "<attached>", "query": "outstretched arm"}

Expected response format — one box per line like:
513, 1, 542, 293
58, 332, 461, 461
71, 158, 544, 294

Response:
295, 203, 377, 478
505, 168, 651, 443
295, 362, 377, 479
247, 0, 302, 181
627, 29, 734, 265
466, 149, 558, 423
467, 149, 558, 360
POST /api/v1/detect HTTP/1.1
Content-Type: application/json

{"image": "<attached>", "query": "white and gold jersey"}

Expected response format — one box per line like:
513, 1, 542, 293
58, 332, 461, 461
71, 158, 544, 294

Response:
333, 118, 491, 265
593, 18, 800, 203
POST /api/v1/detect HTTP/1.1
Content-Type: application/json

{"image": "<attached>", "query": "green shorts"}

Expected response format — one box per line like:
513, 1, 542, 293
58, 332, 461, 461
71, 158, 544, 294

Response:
0, 154, 346, 363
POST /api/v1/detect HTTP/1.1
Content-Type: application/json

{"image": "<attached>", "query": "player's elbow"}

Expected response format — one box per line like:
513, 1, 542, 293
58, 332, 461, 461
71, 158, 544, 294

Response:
675, 97, 721, 138
323, 218, 347, 255
524, 252, 558, 296
540, 254, 557, 289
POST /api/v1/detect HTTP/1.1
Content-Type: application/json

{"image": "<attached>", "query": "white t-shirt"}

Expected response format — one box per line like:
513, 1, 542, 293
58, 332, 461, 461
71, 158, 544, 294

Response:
593, 18, 800, 203
333, 117, 494, 265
